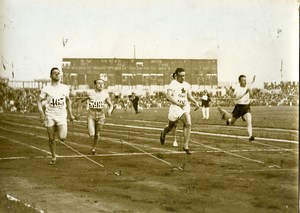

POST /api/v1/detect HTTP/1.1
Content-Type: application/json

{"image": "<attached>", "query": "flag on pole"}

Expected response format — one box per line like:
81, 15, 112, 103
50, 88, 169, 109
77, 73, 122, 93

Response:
62, 37, 68, 47
1, 56, 6, 70
280, 60, 283, 80
12, 62, 14, 78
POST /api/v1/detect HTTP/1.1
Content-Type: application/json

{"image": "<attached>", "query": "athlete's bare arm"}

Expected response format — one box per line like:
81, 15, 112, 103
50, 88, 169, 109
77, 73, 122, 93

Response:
66, 96, 75, 121
187, 90, 200, 108
106, 96, 114, 117
37, 96, 46, 123
166, 89, 184, 107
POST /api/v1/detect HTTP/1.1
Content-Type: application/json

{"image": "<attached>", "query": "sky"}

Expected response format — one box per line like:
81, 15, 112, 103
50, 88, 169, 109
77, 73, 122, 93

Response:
0, 0, 299, 88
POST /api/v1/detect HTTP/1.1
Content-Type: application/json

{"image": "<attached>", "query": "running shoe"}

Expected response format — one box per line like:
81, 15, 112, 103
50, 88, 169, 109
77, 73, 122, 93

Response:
249, 136, 255, 141
183, 148, 192, 155
49, 159, 56, 165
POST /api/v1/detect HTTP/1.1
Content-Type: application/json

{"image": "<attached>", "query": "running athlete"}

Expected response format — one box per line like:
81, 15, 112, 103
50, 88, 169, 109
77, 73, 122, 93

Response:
226, 75, 255, 141
160, 68, 200, 155
37, 67, 75, 165
78, 79, 113, 155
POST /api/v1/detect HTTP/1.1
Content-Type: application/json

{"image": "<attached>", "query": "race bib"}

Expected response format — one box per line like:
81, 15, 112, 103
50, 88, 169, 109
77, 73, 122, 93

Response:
50, 97, 65, 107
88, 100, 105, 109
174, 93, 186, 105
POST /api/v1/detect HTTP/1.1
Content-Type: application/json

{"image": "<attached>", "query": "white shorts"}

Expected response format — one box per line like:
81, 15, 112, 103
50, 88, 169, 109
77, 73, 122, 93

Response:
168, 104, 190, 122
88, 109, 106, 125
45, 114, 67, 127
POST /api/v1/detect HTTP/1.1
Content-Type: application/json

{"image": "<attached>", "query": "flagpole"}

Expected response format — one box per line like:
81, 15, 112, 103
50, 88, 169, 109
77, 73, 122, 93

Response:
280, 59, 283, 82
62, 36, 67, 83
12, 62, 14, 79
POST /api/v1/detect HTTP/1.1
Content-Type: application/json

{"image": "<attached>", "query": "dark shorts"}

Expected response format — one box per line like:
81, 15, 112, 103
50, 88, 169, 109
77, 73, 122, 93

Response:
232, 104, 251, 119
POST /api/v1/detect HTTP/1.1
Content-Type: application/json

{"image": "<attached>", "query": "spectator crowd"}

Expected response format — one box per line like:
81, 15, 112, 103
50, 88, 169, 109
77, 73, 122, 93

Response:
0, 77, 298, 114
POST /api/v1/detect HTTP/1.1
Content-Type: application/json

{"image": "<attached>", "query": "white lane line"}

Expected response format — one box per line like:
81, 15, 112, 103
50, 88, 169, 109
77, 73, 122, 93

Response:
2, 118, 298, 167
6, 194, 45, 213
120, 139, 172, 166
0, 147, 297, 161
227, 168, 297, 172
191, 139, 266, 165
251, 140, 298, 154
0, 120, 295, 161
1, 122, 177, 154
104, 123, 298, 144
59, 140, 104, 168
1, 116, 298, 144
0, 130, 103, 168
0, 135, 51, 155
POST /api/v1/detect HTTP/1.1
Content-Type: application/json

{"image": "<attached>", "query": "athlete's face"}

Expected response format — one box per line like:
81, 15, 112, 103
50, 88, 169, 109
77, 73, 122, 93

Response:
176, 71, 185, 83
239, 77, 247, 87
50, 69, 61, 82
95, 80, 104, 91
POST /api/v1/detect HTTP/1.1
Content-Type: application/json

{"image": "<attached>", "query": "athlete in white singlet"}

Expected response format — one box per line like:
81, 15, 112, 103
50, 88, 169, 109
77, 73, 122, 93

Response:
227, 75, 255, 141
37, 67, 75, 165
78, 79, 113, 155
160, 68, 200, 155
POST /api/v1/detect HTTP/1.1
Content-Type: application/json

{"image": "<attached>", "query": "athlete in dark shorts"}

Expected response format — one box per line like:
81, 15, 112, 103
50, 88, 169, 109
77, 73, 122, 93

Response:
232, 104, 250, 119
226, 75, 255, 141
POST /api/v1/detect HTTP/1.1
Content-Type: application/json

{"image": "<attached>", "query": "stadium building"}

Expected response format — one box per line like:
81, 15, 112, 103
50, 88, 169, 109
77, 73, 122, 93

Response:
62, 58, 218, 95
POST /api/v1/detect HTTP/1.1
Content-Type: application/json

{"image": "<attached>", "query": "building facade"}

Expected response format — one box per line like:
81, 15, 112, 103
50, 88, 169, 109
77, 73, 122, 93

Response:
62, 58, 218, 93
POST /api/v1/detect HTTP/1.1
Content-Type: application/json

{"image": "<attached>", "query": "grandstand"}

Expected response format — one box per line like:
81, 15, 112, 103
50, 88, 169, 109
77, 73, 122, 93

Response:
8, 79, 50, 89
62, 58, 218, 94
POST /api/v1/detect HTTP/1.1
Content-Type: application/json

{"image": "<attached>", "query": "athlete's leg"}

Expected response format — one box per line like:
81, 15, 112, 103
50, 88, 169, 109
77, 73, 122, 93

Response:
46, 125, 57, 163
227, 106, 239, 125
172, 123, 178, 147
87, 117, 96, 138
57, 124, 68, 142
91, 123, 103, 153
87, 117, 98, 153
164, 120, 176, 135
49, 123, 68, 164
228, 117, 237, 125
160, 120, 177, 144
243, 112, 254, 140
180, 113, 192, 150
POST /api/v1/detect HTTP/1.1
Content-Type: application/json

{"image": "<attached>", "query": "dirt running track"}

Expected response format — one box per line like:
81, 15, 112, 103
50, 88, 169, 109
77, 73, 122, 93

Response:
0, 108, 298, 212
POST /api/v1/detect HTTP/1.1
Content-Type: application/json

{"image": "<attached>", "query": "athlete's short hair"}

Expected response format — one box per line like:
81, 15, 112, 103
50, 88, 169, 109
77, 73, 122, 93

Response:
173, 67, 185, 77
50, 67, 60, 75
94, 79, 105, 84
238, 75, 246, 82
